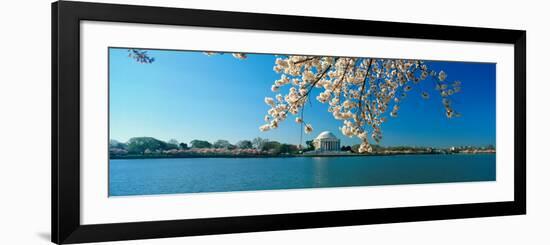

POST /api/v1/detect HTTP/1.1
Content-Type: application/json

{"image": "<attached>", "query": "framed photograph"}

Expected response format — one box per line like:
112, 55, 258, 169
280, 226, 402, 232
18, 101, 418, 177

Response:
52, 1, 526, 244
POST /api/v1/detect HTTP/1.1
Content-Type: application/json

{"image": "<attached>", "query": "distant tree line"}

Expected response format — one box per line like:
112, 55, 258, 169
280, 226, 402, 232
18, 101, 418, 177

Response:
110, 137, 495, 158
109, 136, 301, 156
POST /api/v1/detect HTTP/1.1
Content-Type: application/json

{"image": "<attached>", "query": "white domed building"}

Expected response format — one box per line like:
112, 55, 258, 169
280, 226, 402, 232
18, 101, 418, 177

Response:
313, 131, 341, 152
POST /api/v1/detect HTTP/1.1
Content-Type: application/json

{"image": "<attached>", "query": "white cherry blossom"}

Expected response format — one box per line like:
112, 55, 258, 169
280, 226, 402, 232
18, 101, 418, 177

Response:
260, 55, 460, 153
200, 52, 461, 153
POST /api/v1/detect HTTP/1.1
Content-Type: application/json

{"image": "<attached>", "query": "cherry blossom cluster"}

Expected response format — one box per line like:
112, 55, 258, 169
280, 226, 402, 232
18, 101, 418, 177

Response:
258, 55, 461, 153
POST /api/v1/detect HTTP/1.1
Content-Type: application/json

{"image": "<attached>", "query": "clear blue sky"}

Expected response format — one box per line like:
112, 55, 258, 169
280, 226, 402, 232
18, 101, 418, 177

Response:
109, 48, 496, 148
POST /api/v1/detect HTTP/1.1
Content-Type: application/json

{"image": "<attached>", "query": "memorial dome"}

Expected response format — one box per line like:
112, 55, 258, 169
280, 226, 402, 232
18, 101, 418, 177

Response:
316, 131, 338, 140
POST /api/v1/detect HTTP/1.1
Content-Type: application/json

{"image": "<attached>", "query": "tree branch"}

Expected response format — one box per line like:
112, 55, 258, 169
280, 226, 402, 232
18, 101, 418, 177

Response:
291, 58, 339, 104
293, 57, 315, 65
356, 59, 373, 124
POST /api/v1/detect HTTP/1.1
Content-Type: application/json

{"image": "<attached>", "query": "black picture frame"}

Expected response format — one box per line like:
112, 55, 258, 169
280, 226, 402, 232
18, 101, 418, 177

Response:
52, 1, 526, 244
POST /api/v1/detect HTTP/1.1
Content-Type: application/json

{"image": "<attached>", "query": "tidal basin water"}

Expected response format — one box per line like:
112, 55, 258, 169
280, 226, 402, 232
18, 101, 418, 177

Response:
109, 154, 496, 196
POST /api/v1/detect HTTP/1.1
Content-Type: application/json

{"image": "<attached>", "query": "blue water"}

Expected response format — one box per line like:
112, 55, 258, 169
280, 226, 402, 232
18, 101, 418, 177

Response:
109, 154, 496, 196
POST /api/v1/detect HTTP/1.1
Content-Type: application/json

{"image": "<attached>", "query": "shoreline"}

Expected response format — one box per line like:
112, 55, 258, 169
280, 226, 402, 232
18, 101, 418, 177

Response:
110, 152, 495, 160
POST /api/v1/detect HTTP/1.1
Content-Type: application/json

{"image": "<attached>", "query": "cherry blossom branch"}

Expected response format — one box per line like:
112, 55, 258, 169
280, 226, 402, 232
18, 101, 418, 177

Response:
289, 58, 339, 105
356, 59, 373, 125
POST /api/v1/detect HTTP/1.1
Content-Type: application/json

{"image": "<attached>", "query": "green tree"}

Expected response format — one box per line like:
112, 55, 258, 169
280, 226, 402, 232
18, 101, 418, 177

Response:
165, 143, 179, 150
109, 139, 127, 150
304, 140, 315, 151
179, 142, 189, 149
213, 139, 233, 149
261, 141, 282, 154
190, 140, 212, 149
252, 137, 269, 150
236, 140, 253, 149
127, 137, 168, 154
109, 139, 128, 156
340, 145, 352, 152
278, 144, 299, 154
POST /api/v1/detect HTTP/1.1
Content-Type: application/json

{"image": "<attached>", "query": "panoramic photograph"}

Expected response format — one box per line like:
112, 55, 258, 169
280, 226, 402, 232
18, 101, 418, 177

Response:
108, 48, 496, 197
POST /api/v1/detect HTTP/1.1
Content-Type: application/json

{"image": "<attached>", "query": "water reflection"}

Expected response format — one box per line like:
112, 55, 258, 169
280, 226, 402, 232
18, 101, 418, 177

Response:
312, 157, 329, 187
